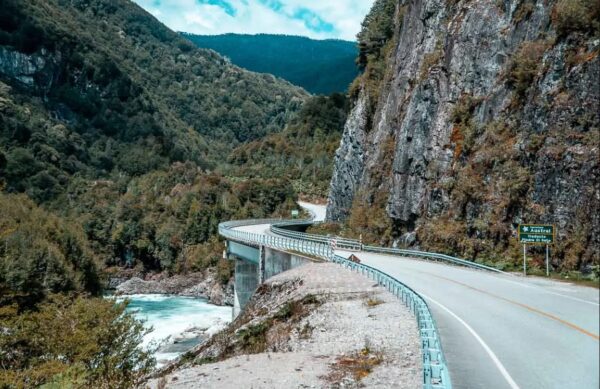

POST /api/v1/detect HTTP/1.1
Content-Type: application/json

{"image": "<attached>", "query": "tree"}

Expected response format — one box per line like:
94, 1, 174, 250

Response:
0, 295, 155, 388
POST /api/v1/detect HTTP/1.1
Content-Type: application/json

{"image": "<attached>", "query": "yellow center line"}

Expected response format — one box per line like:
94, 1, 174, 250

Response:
426, 273, 600, 341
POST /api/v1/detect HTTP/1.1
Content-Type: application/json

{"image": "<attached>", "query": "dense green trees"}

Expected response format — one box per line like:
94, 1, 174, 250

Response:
0, 193, 101, 308
226, 94, 350, 198
0, 0, 305, 203
0, 296, 154, 388
0, 193, 153, 388
184, 33, 359, 95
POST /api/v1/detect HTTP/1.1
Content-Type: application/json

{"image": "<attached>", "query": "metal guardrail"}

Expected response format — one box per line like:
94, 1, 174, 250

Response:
331, 254, 451, 388
362, 246, 505, 273
271, 221, 505, 274
219, 218, 454, 389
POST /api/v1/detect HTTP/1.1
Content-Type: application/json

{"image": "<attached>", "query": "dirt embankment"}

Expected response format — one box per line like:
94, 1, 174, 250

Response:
145, 262, 421, 388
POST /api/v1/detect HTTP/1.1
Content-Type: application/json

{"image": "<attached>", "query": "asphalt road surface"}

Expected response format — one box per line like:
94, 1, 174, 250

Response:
334, 251, 599, 389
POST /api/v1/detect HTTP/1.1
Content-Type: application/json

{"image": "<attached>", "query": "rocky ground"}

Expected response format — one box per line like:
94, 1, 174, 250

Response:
144, 263, 421, 389
112, 269, 234, 306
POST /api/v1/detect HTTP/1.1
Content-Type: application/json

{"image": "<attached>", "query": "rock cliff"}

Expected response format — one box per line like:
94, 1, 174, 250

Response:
327, 0, 599, 272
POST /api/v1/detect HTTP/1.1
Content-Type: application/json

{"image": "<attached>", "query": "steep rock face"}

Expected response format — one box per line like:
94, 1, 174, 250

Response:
0, 47, 58, 89
326, 92, 368, 221
328, 0, 599, 270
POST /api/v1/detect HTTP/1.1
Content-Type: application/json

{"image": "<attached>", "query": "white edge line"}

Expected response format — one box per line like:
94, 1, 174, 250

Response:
492, 277, 600, 307
421, 292, 521, 389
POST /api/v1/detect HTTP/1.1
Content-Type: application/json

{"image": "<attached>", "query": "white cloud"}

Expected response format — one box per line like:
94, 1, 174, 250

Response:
133, 0, 375, 41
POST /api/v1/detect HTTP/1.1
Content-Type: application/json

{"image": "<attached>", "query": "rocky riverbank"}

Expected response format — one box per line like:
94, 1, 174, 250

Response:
144, 262, 421, 388
112, 269, 234, 306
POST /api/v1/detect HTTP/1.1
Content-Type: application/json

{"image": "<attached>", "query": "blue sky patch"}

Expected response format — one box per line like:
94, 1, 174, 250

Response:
133, 0, 375, 41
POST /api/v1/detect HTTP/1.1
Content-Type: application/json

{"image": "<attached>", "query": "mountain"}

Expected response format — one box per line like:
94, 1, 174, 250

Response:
183, 33, 359, 95
0, 0, 309, 384
327, 0, 599, 275
226, 93, 350, 199
0, 0, 306, 202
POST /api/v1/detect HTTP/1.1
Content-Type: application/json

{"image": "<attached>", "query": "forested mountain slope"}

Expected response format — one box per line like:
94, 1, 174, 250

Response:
327, 0, 599, 276
184, 33, 359, 94
226, 93, 350, 198
0, 0, 305, 290
0, 0, 308, 272
0, 1, 307, 384
0, 0, 306, 201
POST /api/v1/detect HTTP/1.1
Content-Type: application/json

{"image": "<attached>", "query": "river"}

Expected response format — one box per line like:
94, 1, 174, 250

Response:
114, 294, 232, 366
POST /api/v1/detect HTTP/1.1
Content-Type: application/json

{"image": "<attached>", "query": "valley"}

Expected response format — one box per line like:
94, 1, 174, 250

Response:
0, 0, 598, 388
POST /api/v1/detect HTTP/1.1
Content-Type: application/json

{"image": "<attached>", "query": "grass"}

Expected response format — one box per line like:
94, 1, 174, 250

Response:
364, 296, 385, 307
237, 322, 270, 353
322, 347, 384, 384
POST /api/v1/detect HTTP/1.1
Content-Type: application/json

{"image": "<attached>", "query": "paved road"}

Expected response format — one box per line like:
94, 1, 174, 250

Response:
233, 203, 600, 388
297, 201, 326, 221
336, 251, 599, 389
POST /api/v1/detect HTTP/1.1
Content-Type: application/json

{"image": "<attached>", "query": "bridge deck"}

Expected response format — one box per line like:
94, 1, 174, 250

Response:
336, 250, 599, 389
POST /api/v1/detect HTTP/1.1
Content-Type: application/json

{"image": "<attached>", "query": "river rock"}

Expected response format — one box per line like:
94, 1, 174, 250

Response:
114, 272, 234, 306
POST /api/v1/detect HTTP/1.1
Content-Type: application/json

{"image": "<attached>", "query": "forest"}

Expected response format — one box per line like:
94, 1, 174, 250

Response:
0, 0, 345, 386
184, 33, 359, 95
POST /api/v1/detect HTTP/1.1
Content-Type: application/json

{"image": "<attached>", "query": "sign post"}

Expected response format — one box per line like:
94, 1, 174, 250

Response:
291, 209, 299, 219
523, 244, 527, 276
518, 224, 555, 277
546, 245, 550, 277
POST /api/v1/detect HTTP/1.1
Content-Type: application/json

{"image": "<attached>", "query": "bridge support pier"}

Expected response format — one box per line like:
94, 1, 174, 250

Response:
228, 240, 316, 318
233, 258, 259, 318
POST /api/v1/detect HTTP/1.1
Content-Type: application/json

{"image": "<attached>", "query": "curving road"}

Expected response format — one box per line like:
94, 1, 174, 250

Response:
251, 202, 600, 389
336, 250, 599, 389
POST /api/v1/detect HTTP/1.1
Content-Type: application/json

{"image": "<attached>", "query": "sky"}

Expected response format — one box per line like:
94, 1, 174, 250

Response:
133, 0, 375, 41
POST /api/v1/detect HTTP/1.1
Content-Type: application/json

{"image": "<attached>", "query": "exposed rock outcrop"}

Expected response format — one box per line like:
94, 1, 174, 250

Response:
327, 0, 599, 270
114, 271, 234, 306
0, 47, 59, 92
326, 91, 369, 221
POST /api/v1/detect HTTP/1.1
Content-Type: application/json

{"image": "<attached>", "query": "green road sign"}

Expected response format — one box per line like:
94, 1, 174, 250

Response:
291, 209, 299, 218
518, 224, 554, 244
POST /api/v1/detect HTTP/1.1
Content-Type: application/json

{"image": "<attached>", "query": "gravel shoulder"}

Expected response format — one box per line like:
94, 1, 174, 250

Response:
144, 262, 421, 388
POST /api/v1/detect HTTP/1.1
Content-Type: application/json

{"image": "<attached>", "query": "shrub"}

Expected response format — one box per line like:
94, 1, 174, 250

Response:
552, 0, 600, 38
508, 40, 548, 99
0, 295, 155, 388
450, 95, 481, 156
419, 48, 444, 81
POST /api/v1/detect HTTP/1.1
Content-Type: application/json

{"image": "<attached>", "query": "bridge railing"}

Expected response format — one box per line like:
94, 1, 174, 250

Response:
219, 219, 332, 259
270, 222, 362, 250
219, 218, 454, 389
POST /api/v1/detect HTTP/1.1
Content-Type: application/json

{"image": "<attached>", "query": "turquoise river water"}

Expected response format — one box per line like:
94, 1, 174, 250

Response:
113, 294, 232, 365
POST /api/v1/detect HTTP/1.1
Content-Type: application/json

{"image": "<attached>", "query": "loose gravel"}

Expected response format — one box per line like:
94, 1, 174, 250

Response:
145, 263, 421, 389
